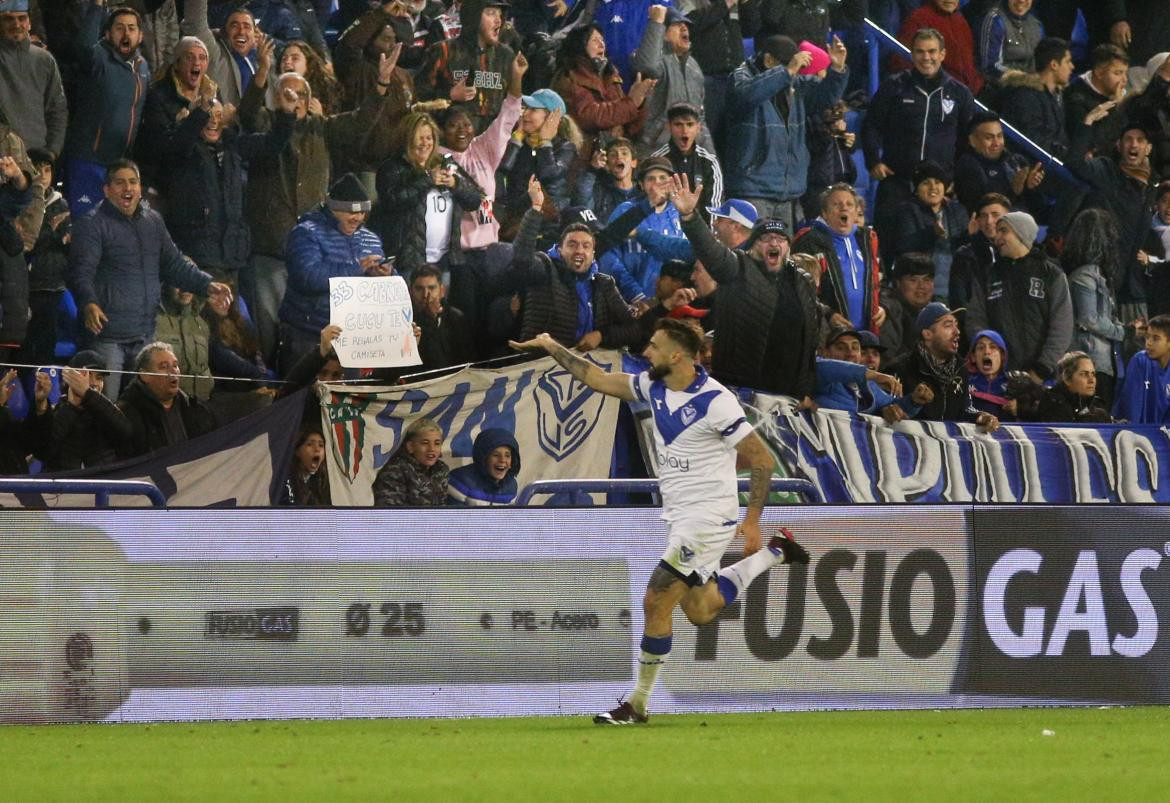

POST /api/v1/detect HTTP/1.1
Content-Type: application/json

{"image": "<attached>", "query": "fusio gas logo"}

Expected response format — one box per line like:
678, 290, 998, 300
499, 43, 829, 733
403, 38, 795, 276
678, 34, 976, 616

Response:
983, 547, 1162, 658
204, 607, 300, 642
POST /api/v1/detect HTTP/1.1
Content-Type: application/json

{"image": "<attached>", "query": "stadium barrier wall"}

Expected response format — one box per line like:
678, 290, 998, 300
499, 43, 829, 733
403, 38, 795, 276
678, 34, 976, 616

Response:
2, 505, 1165, 724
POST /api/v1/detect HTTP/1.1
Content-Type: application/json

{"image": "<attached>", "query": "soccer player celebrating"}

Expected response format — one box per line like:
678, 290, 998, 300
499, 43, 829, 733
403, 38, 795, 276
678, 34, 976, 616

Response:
510, 317, 810, 725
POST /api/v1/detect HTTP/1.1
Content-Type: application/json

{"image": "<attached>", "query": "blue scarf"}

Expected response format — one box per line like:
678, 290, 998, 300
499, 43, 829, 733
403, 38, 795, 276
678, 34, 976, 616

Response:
548, 244, 598, 341
230, 49, 256, 92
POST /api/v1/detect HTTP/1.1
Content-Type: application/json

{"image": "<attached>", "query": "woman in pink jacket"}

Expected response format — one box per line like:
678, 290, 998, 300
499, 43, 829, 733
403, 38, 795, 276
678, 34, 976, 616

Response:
436, 51, 527, 341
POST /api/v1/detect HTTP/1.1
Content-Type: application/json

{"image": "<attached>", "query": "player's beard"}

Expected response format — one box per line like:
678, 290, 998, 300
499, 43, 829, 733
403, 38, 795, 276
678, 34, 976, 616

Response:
647, 362, 670, 381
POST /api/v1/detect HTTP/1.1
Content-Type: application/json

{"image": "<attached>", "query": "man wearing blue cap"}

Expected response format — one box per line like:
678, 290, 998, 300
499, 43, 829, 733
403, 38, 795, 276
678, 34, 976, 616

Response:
0, 0, 66, 159
631, 6, 714, 155
886, 300, 1000, 429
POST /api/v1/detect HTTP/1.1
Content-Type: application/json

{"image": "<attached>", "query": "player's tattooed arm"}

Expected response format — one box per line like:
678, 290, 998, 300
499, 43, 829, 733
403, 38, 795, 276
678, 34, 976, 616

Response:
734, 432, 775, 555
509, 332, 637, 400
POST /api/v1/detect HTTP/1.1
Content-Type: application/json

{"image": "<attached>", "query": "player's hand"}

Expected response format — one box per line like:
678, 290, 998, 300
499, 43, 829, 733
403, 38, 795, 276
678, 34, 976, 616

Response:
509, 332, 558, 354
739, 519, 763, 556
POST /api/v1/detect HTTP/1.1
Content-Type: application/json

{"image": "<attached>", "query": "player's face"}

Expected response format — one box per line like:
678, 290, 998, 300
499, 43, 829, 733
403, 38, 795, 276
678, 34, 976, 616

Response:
972, 337, 1003, 378
405, 429, 443, 467
826, 335, 861, 364
1065, 358, 1097, 397
486, 446, 512, 480
643, 331, 680, 380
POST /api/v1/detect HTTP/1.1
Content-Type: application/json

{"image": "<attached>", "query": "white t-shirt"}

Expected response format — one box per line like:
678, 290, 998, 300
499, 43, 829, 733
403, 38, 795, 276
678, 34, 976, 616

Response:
424, 188, 453, 263
629, 367, 754, 527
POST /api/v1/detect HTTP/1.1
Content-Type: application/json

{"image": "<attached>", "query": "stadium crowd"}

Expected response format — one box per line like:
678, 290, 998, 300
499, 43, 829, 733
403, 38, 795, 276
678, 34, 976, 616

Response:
1, 0, 1170, 504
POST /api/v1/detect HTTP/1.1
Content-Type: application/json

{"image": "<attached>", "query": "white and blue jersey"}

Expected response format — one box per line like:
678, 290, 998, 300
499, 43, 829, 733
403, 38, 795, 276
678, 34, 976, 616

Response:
629, 366, 755, 528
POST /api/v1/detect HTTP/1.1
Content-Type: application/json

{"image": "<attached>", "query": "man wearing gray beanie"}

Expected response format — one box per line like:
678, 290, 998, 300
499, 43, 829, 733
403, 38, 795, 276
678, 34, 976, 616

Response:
966, 209, 1073, 382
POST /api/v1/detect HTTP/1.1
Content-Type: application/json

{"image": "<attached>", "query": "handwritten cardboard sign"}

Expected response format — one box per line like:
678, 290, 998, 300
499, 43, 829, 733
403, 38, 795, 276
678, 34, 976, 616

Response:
328, 276, 421, 369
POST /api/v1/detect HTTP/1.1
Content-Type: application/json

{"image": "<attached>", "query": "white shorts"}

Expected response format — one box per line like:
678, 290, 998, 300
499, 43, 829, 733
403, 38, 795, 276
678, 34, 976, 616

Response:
659, 520, 738, 585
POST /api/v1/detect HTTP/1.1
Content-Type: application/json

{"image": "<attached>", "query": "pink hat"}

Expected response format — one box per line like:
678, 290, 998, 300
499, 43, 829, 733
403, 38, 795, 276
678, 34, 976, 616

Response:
798, 41, 831, 75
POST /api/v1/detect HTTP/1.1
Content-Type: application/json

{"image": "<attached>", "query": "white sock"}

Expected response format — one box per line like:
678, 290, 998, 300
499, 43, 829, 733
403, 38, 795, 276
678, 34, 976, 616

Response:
628, 635, 671, 714
716, 545, 783, 604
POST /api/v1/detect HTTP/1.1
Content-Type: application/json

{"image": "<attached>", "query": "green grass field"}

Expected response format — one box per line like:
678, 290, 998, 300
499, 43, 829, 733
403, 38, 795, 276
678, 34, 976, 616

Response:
2, 707, 1168, 802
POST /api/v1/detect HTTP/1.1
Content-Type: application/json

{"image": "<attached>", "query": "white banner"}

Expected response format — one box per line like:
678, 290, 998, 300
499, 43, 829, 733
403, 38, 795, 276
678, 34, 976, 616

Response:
321, 351, 625, 506
327, 276, 420, 368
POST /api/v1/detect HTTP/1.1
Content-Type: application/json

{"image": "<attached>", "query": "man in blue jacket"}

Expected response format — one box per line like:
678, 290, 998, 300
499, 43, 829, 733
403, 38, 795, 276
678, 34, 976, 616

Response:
862, 27, 975, 249
278, 173, 385, 373
69, 159, 234, 400
62, 4, 151, 216
724, 33, 848, 235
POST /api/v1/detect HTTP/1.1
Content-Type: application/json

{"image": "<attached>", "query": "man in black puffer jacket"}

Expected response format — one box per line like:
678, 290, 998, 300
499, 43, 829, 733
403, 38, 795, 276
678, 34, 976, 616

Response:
117, 341, 218, 459
507, 180, 646, 350
671, 174, 820, 402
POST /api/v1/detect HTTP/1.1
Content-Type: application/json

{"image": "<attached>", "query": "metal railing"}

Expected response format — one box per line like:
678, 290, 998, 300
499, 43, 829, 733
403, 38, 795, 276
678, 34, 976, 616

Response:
515, 477, 822, 507
862, 17, 1088, 190
0, 479, 167, 508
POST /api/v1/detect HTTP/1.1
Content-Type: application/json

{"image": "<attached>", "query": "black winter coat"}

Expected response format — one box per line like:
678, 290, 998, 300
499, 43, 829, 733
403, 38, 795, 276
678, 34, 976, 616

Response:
372, 155, 482, 270
682, 214, 819, 398
508, 208, 645, 349
690, 0, 761, 77
887, 346, 980, 422
160, 107, 295, 275
45, 389, 133, 470
116, 378, 219, 458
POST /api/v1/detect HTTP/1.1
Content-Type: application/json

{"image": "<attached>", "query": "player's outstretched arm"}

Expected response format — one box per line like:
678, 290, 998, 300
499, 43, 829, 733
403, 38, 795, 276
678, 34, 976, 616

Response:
734, 431, 775, 555
510, 333, 637, 400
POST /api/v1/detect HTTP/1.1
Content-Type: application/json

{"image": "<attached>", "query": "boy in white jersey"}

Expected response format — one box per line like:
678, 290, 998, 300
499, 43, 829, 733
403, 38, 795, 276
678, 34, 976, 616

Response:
511, 318, 809, 725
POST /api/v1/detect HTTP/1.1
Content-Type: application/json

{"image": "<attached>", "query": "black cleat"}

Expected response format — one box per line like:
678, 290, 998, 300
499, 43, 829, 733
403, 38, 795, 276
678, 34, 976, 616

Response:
769, 527, 810, 565
593, 700, 649, 725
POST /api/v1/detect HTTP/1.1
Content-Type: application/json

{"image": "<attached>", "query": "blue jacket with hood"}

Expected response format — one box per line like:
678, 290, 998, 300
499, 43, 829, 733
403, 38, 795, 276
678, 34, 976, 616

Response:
448, 428, 521, 506
813, 357, 920, 417
1113, 351, 1170, 424
966, 329, 1011, 417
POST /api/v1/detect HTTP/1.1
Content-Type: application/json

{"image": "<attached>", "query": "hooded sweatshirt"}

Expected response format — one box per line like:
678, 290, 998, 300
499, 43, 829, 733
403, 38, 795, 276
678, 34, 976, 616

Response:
1113, 350, 1170, 424
965, 328, 1010, 416
448, 427, 521, 505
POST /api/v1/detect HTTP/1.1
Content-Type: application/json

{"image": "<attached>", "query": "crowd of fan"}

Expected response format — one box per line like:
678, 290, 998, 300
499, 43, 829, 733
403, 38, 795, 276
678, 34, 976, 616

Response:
0, 0, 1169, 504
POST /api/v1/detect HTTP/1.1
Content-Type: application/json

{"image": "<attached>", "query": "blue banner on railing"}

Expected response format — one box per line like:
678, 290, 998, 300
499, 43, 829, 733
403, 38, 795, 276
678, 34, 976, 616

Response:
752, 394, 1170, 504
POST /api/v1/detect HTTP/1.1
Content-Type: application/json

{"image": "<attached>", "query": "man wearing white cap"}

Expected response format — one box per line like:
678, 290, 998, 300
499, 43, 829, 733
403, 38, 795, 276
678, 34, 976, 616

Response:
966, 209, 1073, 382
0, 0, 67, 158
708, 199, 757, 249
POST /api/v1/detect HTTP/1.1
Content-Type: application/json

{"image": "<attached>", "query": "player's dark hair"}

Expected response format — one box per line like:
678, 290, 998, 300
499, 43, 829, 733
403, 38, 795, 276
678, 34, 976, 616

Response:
655, 318, 703, 357
1033, 37, 1069, 73
1148, 315, 1170, 339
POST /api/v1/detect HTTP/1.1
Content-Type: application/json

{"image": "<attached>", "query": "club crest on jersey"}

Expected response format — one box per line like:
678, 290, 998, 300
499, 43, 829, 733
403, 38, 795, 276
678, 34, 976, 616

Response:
679, 544, 695, 562
326, 394, 373, 482
535, 359, 606, 461
680, 404, 698, 425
